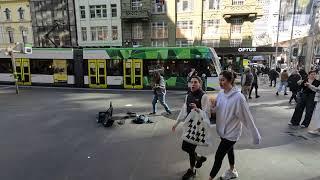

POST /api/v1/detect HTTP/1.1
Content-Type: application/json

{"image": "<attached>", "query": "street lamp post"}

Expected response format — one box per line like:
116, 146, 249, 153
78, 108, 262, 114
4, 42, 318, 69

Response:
5, 46, 19, 94
288, 0, 298, 69
275, 0, 283, 68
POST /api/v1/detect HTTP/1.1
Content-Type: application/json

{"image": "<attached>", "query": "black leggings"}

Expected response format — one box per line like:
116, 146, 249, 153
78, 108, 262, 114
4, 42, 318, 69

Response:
210, 138, 236, 178
182, 140, 197, 168
249, 83, 258, 97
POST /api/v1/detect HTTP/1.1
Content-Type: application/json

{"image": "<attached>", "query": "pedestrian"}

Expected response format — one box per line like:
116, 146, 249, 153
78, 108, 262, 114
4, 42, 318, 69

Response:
208, 70, 261, 180
289, 70, 320, 128
201, 73, 207, 91
305, 82, 320, 135
269, 68, 279, 87
276, 69, 289, 96
150, 71, 172, 115
288, 70, 302, 104
172, 76, 212, 180
249, 68, 260, 99
241, 67, 253, 101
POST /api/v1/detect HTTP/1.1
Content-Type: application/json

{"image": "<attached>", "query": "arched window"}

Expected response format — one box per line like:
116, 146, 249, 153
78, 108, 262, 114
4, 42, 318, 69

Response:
18, 7, 24, 20
4, 8, 11, 20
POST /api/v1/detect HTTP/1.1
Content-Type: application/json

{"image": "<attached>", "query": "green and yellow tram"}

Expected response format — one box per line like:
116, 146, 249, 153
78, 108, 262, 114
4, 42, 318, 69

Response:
0, 46, 221, 90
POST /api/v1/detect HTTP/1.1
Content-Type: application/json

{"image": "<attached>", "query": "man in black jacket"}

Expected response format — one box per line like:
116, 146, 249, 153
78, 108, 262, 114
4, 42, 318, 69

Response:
290, 71, 320, 128
269, 68, 279, 87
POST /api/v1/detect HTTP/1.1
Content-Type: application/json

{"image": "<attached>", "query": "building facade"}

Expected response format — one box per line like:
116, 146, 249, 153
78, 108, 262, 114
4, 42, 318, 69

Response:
0, 0, 33, 48
121, 0, 262, 48
30, 0, 77, 47
74, 0, 122, 47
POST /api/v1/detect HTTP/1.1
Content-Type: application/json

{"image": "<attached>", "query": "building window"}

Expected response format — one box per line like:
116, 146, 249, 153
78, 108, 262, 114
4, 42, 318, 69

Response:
8, 30, 14, 43
112, 26, 118, 40
18, 7, 24, 20
132, 23, 143, 39
177, 0, 193, 12
205, 0, 220, 10
91, 26, 108, 41
176, 21, 193, 38
4, 8, 11, 20
81, 27, 87, 41
203, 19, 220, 35
152, 0, 166, 14
176, 39, 193, 47
230, 18, 243, 34
230, 39, 242, 47
111, 4, 117, 17
232, 0, 245, 5
22, 30, 28, 43
90, 5, 107, 18
151, 40, 168, 47
202, 39, 220, 47
132, 0, 142, 10
151, 22, 168, 39
80, 6, 86, 19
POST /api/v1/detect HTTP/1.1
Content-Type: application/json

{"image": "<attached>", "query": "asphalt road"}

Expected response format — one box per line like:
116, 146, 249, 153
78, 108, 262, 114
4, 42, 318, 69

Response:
0, 85, 320, 180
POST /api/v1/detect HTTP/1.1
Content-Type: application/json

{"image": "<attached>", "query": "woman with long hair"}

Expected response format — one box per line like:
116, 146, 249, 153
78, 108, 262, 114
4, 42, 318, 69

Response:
150, 71, 171, 115
208, 70, 261, 180
172, 76, 211, 180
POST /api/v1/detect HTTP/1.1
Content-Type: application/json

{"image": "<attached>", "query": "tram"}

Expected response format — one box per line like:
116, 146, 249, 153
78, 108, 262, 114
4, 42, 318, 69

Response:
0, 46, 222, 90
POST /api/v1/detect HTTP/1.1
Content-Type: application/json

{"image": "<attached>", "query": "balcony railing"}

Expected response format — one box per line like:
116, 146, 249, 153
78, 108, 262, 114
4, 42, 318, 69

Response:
121, 3, 151, 20
223, 5, 262, 19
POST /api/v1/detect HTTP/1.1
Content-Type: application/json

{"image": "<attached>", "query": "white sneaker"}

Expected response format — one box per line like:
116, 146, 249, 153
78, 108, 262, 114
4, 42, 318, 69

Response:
221, 169, 239, 180
308, 130, 320, 135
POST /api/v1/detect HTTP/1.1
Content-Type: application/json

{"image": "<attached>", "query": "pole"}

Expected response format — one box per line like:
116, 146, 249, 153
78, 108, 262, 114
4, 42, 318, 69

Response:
288, 0, 297, 69
275, 0, 282, 67
9, 50, 19, 94
200, 0, 204, 46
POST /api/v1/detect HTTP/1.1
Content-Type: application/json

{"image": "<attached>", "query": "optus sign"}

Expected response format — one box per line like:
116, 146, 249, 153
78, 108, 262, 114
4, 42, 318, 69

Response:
238, 48, 257, 52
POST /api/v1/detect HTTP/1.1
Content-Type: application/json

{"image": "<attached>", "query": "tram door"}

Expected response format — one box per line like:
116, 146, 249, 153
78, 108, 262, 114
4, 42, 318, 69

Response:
88, 60, 107, 88
15, 58, 31, 85
123, 59, 143, 89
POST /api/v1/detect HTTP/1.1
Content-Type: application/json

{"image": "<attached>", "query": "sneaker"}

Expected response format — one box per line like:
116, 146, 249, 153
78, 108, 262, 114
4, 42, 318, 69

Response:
182, 169, 196, 180
276, 92, 279, 96
248, 96, 252, 99
256, 95, 260, 98
289, 125, 300, 130
300, 125, 307, 128
308, 130, 320, 135
166, 111, 172, 115
149, 112, 156, 115
284, 93, 288, 95
221, 169, 239, 180
195, 156, 207, 168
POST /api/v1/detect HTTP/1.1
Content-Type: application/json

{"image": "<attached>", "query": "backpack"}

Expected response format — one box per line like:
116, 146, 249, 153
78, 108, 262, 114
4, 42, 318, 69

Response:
96, 102, 114, 127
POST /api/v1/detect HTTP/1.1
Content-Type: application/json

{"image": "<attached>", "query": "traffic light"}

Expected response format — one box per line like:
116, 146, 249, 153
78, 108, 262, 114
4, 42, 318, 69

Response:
293, 48, 298, 57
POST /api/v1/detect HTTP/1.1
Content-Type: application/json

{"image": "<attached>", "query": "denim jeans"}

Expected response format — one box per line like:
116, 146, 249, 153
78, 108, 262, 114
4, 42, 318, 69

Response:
278, 81, 288, 94
152, 93, 171, 113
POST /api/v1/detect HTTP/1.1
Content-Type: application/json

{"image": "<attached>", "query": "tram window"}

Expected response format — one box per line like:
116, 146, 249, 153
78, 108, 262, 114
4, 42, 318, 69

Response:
107, 60, 123, 76
30, 60, 54, 75
0, 59, 13, 73
67, 60, 74, 75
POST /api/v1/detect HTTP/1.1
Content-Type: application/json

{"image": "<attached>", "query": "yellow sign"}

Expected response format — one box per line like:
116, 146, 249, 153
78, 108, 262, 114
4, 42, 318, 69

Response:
53, 60, 67, 83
